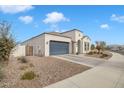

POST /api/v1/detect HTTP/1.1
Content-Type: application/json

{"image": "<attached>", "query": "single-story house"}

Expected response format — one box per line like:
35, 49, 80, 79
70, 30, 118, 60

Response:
12, 29, 91, 57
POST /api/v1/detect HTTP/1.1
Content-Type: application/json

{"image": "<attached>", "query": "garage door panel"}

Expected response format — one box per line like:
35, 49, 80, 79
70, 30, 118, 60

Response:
50, 41, 69, 55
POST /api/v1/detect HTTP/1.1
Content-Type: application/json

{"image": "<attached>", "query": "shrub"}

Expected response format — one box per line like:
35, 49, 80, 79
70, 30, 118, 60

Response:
21, 71, 36, 80
93, 51, 97, 54
0, 21, 16, 61
29, 63, 34, 67
87, 51, 93, 55
100, 53, 108, 58
18, 56, 28, 63
20, 66, 28, 70
103, 53, 108, 57
100, 52, 103, 54
76, 52, 79, 55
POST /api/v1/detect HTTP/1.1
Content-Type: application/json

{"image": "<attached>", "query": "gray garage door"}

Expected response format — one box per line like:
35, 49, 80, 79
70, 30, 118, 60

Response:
50, 41, 69, 55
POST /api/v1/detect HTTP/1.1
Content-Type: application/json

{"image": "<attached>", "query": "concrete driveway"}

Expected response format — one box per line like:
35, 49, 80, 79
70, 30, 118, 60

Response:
53, 54, 106, 67
47, 52, 124, 88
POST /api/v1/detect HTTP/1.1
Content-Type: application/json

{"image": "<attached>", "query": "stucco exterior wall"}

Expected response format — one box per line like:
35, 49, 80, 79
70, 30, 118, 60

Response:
44, 34, 72, 56
74, 31, 84, 53
62, 30, 83, 41
62, 31, 76, 41
82, 37, 91, 53
62, 30, 84, 54
22, 34, 45, 56
74, 30, 84, 41
11, 45, 25, 57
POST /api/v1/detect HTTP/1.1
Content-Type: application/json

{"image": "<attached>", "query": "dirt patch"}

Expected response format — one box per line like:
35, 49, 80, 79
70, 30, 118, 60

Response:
0, 56, 90, 88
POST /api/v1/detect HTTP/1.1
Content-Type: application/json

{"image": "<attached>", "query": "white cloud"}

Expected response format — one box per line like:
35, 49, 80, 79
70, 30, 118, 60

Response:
19, 16, 33, 24
0, 5, 33, 14
43, 11, 69, 24
111, 14, 124, 23
43, 12, 70, 32
100, 24, 110, 29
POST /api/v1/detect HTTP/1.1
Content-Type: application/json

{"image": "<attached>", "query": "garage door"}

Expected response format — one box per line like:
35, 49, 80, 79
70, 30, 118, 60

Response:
50, 41, 69, 55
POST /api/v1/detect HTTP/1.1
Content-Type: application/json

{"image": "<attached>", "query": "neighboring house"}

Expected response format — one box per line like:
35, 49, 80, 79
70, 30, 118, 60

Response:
12, 29, 91, 57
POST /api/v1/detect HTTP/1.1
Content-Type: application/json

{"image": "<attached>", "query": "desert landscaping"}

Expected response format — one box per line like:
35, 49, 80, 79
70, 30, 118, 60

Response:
0, 56, 90, 88
85, 41, 113, 60
86, 51, 112, 60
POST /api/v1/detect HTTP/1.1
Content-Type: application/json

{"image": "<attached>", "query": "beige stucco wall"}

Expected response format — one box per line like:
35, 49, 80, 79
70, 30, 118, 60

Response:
75, 31, 84, 53
11, 44, 25, 57
74, 30, 84, 41
22, 34, 45, 56
62, 30, 83, 42
82, 37, 91, 53
62, 31, 76, 41
44, 34, 72, 56
62, 30, 84, 54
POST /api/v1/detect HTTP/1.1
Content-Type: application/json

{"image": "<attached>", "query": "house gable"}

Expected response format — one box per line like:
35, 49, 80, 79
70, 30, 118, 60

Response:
61, 29, 84, 42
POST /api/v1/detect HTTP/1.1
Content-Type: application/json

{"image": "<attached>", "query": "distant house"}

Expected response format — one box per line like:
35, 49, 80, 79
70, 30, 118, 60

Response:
12, 29, 91, 57
109, 45, 124, 51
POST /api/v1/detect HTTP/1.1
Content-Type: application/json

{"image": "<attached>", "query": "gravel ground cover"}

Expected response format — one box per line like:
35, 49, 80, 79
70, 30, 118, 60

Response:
86, 51, 112, 60
0, 56, 90, 88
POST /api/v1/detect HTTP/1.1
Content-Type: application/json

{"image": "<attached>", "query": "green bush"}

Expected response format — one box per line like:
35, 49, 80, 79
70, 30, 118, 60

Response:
18, 56, 28, 63
0, 21, 15, 61
21, 71, 36, 80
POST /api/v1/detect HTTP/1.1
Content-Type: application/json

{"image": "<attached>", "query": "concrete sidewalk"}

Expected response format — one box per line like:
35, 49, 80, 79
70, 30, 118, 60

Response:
46, 52, 124, 88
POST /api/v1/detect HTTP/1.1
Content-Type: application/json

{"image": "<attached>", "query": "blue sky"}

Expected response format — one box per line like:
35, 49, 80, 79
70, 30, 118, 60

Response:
0, 5, 124, 45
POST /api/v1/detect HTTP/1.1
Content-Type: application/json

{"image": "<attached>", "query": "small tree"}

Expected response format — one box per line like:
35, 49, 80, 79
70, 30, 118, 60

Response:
95, 41, 106, 54
96, 45, 101, 54
91, 44, 95, 50
95, 41, 101, 54
0, 21, 16, 61
100, 41, 106, 51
